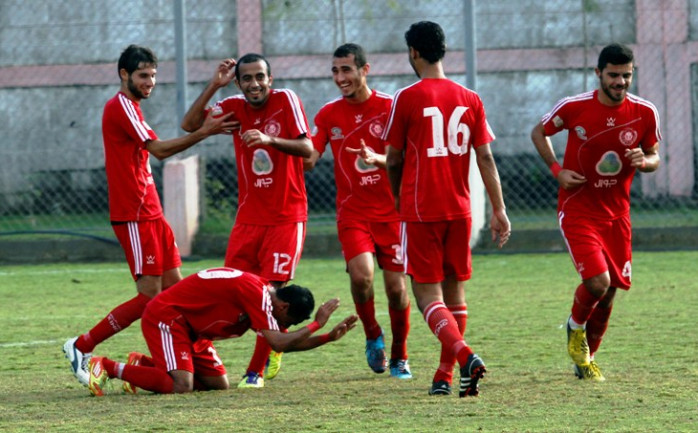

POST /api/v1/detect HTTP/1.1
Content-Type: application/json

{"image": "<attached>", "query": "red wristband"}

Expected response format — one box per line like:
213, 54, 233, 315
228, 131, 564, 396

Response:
549, 161, 562, 178
640, 159, 647, 169
317, 333, 331, 344
306, 321, 321, 334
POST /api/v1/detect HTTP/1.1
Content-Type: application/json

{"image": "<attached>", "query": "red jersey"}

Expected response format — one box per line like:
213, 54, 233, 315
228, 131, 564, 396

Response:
213, 89, 310, 225
541, 90, 661, 219
102, 92, 162, 221
383, 79, 495, 222
147, 268, 279, 341
312, 90, 399, 222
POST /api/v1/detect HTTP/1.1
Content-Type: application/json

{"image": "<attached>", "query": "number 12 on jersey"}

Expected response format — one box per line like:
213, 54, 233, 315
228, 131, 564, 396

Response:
424, 106, 471, 157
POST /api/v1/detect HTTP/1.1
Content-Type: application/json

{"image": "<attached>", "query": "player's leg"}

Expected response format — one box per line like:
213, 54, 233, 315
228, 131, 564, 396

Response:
431, 276, 466, 390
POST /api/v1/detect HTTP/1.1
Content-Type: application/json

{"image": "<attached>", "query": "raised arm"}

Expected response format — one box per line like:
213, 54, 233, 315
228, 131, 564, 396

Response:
181, 58, 237, 132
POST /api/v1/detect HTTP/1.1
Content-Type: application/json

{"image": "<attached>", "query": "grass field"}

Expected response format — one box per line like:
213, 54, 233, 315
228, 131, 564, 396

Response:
1, 251, 696, 432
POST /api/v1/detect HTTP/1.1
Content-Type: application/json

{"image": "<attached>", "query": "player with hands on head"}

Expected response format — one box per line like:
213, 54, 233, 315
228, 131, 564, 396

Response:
305, 43, 412, 380
530, 42, 661, 381
384, 21, 511, 397
85, 267, 358, 396
63, 44, 237, 387
182, 53, 313, 388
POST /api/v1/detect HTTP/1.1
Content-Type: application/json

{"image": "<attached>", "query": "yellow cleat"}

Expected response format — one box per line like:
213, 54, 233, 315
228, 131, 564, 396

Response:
575, 360, 606, 382
237, 372, 264, 388
265, 351, 283, 380
122, 352, 144, 394
567, 320, 591, 367
88, 357, 109, 397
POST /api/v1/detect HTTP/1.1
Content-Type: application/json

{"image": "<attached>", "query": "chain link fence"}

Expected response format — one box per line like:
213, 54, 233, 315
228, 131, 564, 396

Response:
1, 0, 697, 257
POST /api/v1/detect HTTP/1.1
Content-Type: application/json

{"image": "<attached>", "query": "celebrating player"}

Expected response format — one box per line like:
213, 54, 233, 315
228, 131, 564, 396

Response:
384, 21, 511, 397
63, 45, 236, 387
530, 43, 661, 381
181, 53, 312, 388
85, 267, 358, 396
305, 43, 412, 379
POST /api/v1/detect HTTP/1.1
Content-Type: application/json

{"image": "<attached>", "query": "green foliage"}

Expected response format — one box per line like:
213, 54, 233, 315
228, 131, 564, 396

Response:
1, 252, 697, 432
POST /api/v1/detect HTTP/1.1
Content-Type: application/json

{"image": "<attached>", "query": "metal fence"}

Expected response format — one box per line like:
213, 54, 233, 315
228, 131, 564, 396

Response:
1, 0, 697, 254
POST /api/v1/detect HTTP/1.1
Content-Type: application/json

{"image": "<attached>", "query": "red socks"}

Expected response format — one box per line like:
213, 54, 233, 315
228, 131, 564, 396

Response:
570, 284, 601, 325
355, 298, 382, 340
247, 333, 273, 376
75, 293, 151, 353
586, 304, 613, 356
433, 304, 467, 384
388, 303, 410, 360
424, 302, 473, 369
103, 357, 174, 394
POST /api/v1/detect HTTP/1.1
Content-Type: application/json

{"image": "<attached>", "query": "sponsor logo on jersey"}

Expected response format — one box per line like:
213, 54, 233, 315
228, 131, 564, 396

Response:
354, 145, 379, 174
264, 120, 281, 137
618, 128, 638, 147
552, 115, 564, 128
575, 126, 587, 140
595, 151, 622, 176
252, 148, 273, 175
331, 127, 344, 140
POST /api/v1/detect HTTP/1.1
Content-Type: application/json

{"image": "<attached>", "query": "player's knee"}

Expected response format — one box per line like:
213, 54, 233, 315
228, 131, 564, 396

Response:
171, 380, 195, 394
584, 274, 611, 297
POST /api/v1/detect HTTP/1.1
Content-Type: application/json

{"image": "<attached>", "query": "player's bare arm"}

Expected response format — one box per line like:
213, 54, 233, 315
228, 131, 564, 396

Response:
531, 121, 586, 190
181, 58, 237, 132
625, 143, 660, 173
474, 143, 511, 248
241, 131, 313, 157
385, 145, 404, 210
345, 138, 386, 168
147, 111, 237, 160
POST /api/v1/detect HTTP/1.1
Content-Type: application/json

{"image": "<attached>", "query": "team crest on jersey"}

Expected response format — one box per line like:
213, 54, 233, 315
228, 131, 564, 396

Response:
575, 126, 587, 140
252, 148, 274, 175
368, 120, 384, 138
331, 127, 344, 140
264, 120, 281, 137
618, 128, 638, 147
552, 115, 564, 128
596, 151, 622, 176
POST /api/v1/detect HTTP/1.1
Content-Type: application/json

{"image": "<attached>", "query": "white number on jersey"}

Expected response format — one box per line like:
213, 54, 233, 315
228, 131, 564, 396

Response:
424, 106, 471, 157
273, 252, 292, 275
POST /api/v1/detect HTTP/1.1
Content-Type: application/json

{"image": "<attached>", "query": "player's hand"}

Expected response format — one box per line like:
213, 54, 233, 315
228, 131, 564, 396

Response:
490, 209, 511, 248
200, 111, 239, 136
345, 139, 379, 165
241, 129, 272, 147
314, 298, 340, 327
557, 169, 586, 190
212, 58, 236, 88
328, 314, 359, 342
624, 147, 646, 169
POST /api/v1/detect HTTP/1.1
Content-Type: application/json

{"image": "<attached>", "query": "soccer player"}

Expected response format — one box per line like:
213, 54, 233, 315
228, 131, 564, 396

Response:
304, 43, 412, 379
181, 53, 313, 388
384, 21, 511, 397
63, 45, 237, 387
85, 267, 359, 396
530, 43, 661, 381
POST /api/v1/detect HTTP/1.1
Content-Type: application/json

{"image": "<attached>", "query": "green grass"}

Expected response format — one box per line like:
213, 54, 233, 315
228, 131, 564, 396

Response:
1, 252, 697, 432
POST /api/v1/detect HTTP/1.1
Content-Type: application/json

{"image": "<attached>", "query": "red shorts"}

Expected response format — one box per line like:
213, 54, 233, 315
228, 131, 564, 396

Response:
141, 305, 226, 377
112, 218, 182, 281
559, 212, 632, 289
224, 222, 305, 282
402, 219, 472, 284
338, 220, 403, 272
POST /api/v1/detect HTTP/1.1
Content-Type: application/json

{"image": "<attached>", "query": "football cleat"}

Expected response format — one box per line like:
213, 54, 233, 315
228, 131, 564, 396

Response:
459, 353, 486, 397
122, 352, 145, 394
237, 372, 264, 388
574, 360, 606, 382
87, 356, 109, 397
365, 331, 387, 373
63, 337, 91, 386
567, 317, 591, 367
265, 351, 283, 380
429, 380, 452, 396
389, 359, 413, 379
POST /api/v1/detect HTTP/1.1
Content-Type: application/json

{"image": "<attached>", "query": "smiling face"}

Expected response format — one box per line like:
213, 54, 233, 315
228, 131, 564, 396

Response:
235, 60, 273, 108
121, 62, 156, 101
597, 62, 633, 106
332, 54, 370, 102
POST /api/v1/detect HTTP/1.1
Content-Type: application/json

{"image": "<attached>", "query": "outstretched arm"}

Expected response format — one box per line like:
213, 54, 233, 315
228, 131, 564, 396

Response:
146, 111, 237, 160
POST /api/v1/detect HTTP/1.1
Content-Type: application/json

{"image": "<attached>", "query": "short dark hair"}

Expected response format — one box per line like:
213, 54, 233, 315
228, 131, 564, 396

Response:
404, 21, 446, 63
597, 43, 634, 71
235, 53, 272, 81
117, 45, 157, 77
333, 43, 367, 68
276, 284, 315, 324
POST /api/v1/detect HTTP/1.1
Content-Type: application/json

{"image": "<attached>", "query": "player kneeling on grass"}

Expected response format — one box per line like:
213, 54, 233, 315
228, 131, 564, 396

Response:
86, 267, 358, 396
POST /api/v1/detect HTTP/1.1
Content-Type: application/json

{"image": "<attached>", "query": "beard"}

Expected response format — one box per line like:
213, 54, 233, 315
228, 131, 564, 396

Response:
601, 80, 626, 103
127, 76, 149, 100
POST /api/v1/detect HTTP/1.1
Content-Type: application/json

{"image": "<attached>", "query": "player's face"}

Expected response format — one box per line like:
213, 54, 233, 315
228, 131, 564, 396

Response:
331, 55, 368, 100
235, 60, 272, 108
597, 62, 633, 105
124, 62, 156, 100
